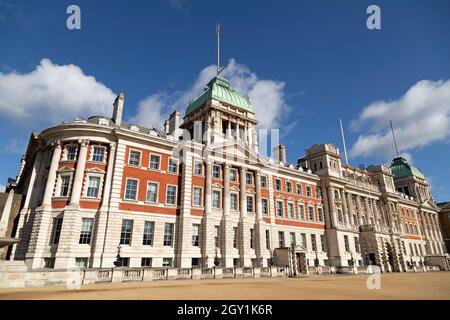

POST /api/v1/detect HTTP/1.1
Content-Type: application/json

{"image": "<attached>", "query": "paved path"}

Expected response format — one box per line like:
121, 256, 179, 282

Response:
0, 272, 449, 300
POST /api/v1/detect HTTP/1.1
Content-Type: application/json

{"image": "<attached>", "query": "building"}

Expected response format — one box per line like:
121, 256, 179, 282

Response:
438, 202, 450, 253
3, 74, 449, 272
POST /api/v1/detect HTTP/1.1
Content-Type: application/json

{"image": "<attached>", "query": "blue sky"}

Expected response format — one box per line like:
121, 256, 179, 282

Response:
0, 0, 449, 201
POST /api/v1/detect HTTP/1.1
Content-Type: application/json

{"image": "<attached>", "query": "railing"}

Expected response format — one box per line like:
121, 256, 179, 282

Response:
201, 268, 214, 277
123, 269, 143, 281
177, 268, 191, 279
222, 268, 234, 278
261, 267, 271, 277
95, 269, 113, 283
152, 268, 167, 280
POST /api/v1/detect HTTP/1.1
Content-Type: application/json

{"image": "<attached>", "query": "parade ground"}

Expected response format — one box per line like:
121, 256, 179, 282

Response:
0, 272, 449, 300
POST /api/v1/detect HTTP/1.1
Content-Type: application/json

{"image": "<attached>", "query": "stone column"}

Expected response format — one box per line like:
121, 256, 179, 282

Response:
0, 188, 15, 238
240, 167, 247, 217
239, 167, 250, 267
255, 171, 262, 220
221, 163, 232, 267
227, 120, 232, 139
254, 170, 265, 266
328, 187, 337, 227
26, 141, 62, 269
92, 142, 116, 268
42, 142, 62, 207
346, 193, 355, 225
69, 139, 89, 205
341, 190, 349, 226
205, 160, 213, 215
356, 195, 364, 225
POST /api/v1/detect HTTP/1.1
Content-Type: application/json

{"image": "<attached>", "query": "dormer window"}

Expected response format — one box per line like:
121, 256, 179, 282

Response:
98, 118, 109, 126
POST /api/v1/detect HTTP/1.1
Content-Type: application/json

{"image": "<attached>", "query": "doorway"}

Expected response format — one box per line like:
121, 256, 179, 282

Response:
296, 252, 307, 274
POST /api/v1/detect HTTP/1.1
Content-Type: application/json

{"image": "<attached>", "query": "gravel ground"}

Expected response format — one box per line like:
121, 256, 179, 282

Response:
0, 272, 449, 300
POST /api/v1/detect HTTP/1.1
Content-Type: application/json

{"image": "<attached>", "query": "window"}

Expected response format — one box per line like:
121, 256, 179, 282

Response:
250, 229, 254, 249
60, 175, 70, 197
149, 154, 160, 170
166, 185, 177, 205
286, 181, 292, 193
192, 224, 200, 247
308, 206, 315, 221
414, 224, 418, 235
321, 235, 326, 252
337, 209, 343, 223
119, 258, 129, 267
124, 179, 138, 200
92, 146, 105, 162
261, 198, 268, 215
66, 145, 77, 161
317, 187, 322, 199
317, 207, 324, 222
260, 176, 267, 188
213, 165, 221, 179
274, 179, 281, 191
354, 237, 360, 253
278, 231, 285, 248
120, 220, 133, 245
162, 258, 173, 267
193, 187, 202, 207
265, 230, 270, 249
50, 217, 63, 245
247, 196, 254, 213
146, 182, 158, 203
276, 201, 283, 217
75, 258, 88, 268
212, 190, 221, 209
194, 161, 203, 175
409, 243, 414, 256
143, 221, 154, 246
287, 202, 294, 218
231, 193, 238, 210
306, 186, 312, 197
344, 235, 350, 252
192, 258, 200, 267
79, 218, 94, 244
215, 226, 220, 248
414, 243, 419, 256
168, 158, 178, 173
128, 150, 141, 166
141, 258, 152, 267
290, 232, 296, 246
246, 172, 253, 185
296, 184, 302, 195
164, 223, 174, 246
298, 204, 305, 220
311, 234, 317, 251
233, 258, 240, 267
233, 227, 238, 248
230, 169, 238, 182
86, 176, 101, 198
301, 233, 307, 249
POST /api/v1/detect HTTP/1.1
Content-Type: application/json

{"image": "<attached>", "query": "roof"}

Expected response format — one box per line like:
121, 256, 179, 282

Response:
438, 202, 450, 210
390, 157, 425, 180
185, 76, 253, 116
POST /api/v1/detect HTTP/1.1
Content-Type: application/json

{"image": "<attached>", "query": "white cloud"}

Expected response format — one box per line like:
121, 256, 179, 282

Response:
0, 139, 25, 155
129, 59, 289, 129
0, 184, 5, 192
0, 58, 116, 130
349, 79, 450, 160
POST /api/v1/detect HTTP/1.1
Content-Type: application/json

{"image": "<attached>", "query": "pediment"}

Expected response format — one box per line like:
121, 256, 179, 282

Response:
205, 139, 267, 167
421, 199, 440, 211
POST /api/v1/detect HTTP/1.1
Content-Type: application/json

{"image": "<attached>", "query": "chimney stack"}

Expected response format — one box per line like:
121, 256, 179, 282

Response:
168, 111, 180, 136
112, 93, 125, 126
273, 144, 287, 163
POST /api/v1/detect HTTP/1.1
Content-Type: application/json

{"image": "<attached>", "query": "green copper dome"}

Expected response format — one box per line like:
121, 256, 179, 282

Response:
390, 157, 425, 180
185, 76, 253, 116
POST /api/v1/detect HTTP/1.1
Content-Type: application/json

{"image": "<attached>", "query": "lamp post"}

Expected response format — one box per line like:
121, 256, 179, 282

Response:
113, 245, 122, 267
214, 247, 220, 267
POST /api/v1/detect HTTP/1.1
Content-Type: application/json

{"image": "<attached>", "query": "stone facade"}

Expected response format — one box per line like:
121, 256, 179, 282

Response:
3, 75, 449, 272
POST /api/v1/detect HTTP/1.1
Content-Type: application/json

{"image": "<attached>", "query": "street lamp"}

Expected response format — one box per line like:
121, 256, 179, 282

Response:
113, 245, 122, 267
214, 247, 220, 267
